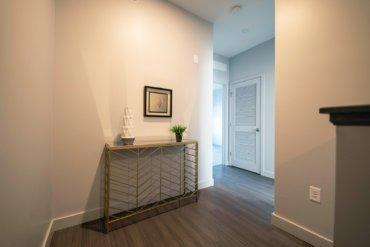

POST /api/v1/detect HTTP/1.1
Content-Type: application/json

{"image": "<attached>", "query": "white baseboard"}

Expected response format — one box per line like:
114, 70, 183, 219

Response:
261, 170, 274, 179
271, 212, 333, 247
199, 178, 214, 189
46, 180, 214, 240
51, 207, 102, 232
41, 208, 102, 246
41, 220, 53, 247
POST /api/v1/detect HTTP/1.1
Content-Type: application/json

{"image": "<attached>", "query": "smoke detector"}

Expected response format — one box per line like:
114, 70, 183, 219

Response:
231, 4, 242, 15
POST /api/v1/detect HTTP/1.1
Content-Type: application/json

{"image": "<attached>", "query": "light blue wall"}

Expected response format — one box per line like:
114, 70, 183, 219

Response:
213, 53, 229, 85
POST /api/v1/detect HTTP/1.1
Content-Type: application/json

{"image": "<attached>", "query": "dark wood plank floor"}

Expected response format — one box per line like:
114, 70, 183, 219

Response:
51, 165, 312, 247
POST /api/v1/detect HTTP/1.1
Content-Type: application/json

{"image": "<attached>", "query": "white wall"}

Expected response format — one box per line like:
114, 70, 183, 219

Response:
53, 0, 213, 222
274, 1, 370, 246
229, 39, 275, 178
0, 0, 54, 246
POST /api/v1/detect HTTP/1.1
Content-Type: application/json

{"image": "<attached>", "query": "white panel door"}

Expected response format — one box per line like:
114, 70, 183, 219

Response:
230, 77, 261, 173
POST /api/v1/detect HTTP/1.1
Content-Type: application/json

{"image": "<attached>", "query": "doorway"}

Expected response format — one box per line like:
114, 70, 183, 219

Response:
212, 57, 229, 167
211, 1, 274, 184
212, 83, 224, 166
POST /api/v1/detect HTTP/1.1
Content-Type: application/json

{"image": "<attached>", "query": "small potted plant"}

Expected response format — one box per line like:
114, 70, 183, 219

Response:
170, 124, 187, 142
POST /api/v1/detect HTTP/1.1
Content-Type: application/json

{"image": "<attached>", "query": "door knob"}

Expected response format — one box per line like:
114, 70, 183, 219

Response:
255, 128, 260, 132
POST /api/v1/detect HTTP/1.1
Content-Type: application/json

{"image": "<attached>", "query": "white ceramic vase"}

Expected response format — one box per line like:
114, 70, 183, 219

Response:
121, 107, 135, 145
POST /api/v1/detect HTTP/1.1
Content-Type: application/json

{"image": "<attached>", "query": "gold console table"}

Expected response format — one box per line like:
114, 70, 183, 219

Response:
104, 139, 198, 233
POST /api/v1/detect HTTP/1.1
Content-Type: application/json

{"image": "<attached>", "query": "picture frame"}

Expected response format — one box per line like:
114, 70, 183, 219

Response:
144, 86, 172, 117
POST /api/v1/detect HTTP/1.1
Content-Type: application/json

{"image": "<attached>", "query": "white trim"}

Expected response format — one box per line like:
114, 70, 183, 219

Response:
230, 73, 262, 85
51, 207, 102, 232
223, 82, 229, 166
229, 74, 263, 174
229, 73, 274, 178
46, 180, 214, 234
224, 59, 230, 166
271, 212, 333, 247
261, 170, 274, 179
41, 220, 53, 247
199, 178, 214, 189
259, 73, 274, 179
260, 74, 266, 176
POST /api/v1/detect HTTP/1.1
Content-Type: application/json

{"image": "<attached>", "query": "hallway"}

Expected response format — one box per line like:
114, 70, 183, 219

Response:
51, 166, 311, 247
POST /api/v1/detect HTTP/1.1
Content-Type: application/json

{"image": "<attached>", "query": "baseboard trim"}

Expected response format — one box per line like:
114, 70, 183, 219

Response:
261, 170, 274, 179
41, 220, 53, 247
48, 180, 214, 235
199, 178, 214, 189
271, 212, 333, 247
51, 207, 102, 232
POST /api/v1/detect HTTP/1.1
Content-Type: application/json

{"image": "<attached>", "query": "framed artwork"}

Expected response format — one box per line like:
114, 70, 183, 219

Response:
144, 86, 172, 117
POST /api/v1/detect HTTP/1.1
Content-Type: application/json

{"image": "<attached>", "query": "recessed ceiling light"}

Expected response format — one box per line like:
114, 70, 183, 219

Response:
231, 4, 242, 15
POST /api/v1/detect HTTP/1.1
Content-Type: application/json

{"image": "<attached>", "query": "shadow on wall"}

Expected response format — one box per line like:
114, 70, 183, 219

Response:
81, 152, 105, 232
54, 43, 106, 220
275, 138, 335, 240
81, 152, 105, 231
54, 46, 127, 227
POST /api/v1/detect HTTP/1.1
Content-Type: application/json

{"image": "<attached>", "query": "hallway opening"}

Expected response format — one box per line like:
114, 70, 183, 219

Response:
212, 1, 275, 179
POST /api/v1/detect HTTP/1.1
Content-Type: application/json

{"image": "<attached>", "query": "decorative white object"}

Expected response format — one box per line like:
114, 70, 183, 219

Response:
121, 107, 135, 145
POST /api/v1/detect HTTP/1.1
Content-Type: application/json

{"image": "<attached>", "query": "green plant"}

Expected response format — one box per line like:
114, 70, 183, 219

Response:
170, 124, 187, 136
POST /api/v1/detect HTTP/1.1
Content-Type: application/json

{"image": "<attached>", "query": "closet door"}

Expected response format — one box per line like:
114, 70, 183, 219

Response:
230, 77, 261, 173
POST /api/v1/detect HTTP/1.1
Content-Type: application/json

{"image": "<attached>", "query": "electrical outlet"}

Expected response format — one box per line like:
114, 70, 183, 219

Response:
309, 186, 321, 203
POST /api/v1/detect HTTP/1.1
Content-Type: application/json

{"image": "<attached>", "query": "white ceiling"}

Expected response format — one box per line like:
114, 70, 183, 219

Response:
168, 0, 275, 58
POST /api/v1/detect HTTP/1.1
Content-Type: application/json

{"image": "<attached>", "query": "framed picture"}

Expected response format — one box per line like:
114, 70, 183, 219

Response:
144, 86, 172, 117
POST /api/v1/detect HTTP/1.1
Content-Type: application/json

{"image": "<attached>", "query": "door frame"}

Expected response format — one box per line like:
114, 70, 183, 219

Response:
228, 73, 266, 174
223, 82, 230, 166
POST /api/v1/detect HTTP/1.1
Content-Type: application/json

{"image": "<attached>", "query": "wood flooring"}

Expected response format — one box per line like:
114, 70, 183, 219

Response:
50, 165, 312, 247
